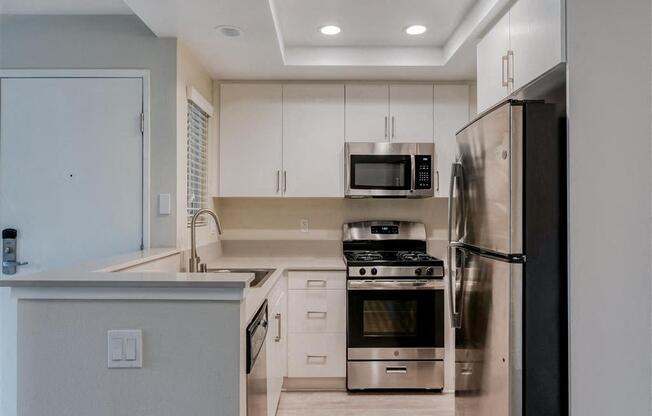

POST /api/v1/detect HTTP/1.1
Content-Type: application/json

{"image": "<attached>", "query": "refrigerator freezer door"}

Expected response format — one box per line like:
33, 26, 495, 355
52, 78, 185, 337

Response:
453, 101, 523, 255
453, 247, 522, 416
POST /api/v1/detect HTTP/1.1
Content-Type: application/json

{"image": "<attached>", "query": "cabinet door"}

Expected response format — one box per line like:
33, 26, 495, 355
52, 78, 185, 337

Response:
434, 84, 469, 197
389, 84, 434, 143
476, 12, 511, 114
345, 84, 389, 142
282, 84, 345, 197
267, 278, 287, 416
510, 0, 564, 91
219, 84, 282, 197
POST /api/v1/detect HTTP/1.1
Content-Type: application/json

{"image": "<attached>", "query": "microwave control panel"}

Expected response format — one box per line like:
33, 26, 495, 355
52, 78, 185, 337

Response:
415, 155, 432, 190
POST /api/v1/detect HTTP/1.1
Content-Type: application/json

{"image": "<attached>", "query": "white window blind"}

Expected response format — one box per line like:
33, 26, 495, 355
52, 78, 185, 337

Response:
187, 100, 209, 226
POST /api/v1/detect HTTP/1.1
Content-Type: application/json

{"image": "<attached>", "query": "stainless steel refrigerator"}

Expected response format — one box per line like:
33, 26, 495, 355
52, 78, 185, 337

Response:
447, 100, 566, 416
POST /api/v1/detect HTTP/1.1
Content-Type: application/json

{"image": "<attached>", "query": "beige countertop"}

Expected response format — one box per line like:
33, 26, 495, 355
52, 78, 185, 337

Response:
0, 250, 346, 312
205, 256, 346, 321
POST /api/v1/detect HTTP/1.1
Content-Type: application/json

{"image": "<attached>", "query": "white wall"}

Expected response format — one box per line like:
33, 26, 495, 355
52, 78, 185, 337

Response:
0, 16, 178, 416
0, 15, 178, 247
175, 40, 220, 252
567, 1, 651, 415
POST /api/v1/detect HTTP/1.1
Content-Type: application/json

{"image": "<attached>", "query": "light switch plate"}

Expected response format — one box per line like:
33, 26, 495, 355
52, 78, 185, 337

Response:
158, 193, 171, 216
107, 329, 142, 369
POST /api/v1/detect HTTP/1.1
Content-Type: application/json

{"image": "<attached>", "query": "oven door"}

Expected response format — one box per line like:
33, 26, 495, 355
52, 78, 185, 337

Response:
347, 280, 444, 360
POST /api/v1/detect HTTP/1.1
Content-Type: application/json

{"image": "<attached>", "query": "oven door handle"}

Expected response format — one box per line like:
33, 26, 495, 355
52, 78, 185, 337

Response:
347, 280, 445, 290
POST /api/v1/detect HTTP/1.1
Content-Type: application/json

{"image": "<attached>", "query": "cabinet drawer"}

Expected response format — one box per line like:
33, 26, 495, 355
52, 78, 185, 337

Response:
288, 271, 346, 290
288, 289, 346, 333
288, 333, 346, 378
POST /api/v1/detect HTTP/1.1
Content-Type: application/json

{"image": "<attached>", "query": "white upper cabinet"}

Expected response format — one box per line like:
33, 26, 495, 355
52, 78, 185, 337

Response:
219, 84, 283, 197
476, 0, 565, 113
434, 85, 469, 197
345, 84, 389, 142
477, 12, 511, 114
389, 84, 434, 143
282, 84, 345, 197
509, 0, 564, 91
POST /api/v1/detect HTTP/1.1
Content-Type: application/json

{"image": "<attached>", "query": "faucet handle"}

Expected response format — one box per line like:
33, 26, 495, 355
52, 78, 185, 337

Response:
198, 263, 207, 273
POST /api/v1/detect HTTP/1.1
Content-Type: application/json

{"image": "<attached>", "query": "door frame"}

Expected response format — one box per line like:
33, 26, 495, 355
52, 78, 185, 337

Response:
0, 69, 151, 249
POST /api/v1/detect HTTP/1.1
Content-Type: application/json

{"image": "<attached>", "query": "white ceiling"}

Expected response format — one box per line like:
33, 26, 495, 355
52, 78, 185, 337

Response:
3, 0, 513, 81
0, 0, 132, 15
275, 0, 478, 48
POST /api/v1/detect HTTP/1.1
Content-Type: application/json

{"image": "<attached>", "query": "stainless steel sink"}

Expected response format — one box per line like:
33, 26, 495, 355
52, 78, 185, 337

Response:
204, 268, 275, 288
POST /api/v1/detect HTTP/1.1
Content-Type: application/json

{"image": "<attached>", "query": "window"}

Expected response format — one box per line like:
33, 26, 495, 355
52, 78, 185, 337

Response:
187, 100, 209, 226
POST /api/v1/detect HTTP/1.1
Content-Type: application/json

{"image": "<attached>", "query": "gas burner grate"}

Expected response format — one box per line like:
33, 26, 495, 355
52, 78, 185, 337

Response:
350, 251, 384, 261
397, 251, 435, 262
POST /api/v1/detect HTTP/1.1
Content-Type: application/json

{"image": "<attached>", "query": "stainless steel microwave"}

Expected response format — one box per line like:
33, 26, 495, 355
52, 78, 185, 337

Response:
345, 142, 435, 198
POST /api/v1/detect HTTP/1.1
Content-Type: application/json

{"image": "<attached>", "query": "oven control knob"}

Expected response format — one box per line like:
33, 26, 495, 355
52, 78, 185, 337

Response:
414, 268, 422, 276
426, 267, 434, 275
359, 268, 366, 276
371, 268, 378, 276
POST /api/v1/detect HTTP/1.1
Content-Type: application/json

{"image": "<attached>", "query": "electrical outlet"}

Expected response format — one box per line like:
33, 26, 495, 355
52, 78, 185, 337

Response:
300, 219, 309, 233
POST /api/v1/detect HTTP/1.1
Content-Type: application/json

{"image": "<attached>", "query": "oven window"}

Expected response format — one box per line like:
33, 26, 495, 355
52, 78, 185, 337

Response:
350, 155, 411, 190
347, 289, 444, 349
363, 300, 417, 337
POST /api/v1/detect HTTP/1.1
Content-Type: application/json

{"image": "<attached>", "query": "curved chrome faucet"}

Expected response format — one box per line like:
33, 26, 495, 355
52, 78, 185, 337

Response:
189, 208, 223, 273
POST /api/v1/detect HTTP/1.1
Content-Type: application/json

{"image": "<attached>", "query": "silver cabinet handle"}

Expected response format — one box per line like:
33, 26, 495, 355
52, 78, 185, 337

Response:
307, 355, 327, 362
306, 279, 327, 288
276, 170, 280, 193
283, 170, 287, 193
384, 116, 388, 140
502, 54, 509, 87
391, 116, 395, 139
306, 311, 327, 318
385, 366, 408, 375
506, 50, 514, 87
436, 170, 440, 193
274, 312, 282, 342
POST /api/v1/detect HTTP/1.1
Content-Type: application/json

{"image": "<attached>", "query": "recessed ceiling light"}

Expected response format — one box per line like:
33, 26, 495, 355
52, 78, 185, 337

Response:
320, 25, 341, 36
405, 25, 427, 35
215, 25, 242, 37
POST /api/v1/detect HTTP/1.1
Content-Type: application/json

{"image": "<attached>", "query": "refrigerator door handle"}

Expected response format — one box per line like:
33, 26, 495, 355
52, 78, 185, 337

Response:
447, 162, 465, 244
448, 162, 465, 329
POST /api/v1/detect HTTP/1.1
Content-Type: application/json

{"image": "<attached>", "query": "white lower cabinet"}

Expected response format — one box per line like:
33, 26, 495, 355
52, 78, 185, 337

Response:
288, 289, 346, 333
286, 270, 346, 379
266, 275, 287, 416
288, 333, 347, 378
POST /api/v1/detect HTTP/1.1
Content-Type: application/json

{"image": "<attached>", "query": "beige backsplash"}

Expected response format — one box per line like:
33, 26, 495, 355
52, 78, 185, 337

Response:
214, 197, 450, 259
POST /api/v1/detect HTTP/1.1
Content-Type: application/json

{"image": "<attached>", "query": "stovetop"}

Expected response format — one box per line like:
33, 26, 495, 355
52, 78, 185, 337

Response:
343, 250, 443, 267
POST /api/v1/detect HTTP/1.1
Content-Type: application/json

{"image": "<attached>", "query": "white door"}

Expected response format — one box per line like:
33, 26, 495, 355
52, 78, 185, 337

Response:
344, 84, 389, 142
510, 0, 564, 90
219, 84, 283, 197
0, 77, 144, 273
0, 76, 144, 416
282, 84, 344, 197
434, 84, 470, 195
389, 84, 434, 143
477, 12, 511, 113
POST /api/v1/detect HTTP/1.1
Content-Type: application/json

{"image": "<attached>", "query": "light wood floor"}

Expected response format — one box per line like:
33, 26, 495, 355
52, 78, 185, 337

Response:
276, 391, 454, 416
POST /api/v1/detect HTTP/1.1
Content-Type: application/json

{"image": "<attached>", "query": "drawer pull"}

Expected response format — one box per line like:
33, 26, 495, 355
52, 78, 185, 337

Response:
385, 366, 408, 375
306, 279, 327, 287
307, 355, 328, 363
306, 311, 327, 318
274, 312, 282, 342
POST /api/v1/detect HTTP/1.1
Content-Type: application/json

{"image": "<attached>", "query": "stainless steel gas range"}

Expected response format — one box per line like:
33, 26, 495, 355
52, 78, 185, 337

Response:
343, 220, 445, 391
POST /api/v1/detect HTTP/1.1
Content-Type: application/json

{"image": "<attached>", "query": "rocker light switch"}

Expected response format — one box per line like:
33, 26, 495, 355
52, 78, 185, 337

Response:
107, 330, 142, 368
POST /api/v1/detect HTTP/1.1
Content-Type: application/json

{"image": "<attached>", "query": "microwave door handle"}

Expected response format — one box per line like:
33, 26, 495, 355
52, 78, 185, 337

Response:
410, 155, 416, 192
